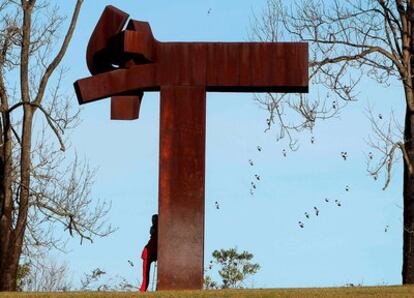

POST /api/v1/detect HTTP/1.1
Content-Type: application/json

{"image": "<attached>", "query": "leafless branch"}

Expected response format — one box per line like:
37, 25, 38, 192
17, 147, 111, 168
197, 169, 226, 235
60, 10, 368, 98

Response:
250, 0, 342, 149
254, 0, 414, 189
32, 0, 83, 107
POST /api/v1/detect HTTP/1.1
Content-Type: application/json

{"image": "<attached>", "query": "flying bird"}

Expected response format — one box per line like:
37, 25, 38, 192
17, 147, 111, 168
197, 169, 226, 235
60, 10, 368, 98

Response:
207, 8, 212, 14
313, 207, 319, 216
282, 149, 287, 157
368, 152, 373, 160
257, 146, 262, 152
311, 136, 315, 144
379, 113, 383, 120
345, 185, 350, 192
305, 212, 310, 219
248, 159, 254, 166
251, 182, 256, 189
325, 198, 329, 203
128, 260, 134, 267
254, 174, 260, 181
266, 118, 271, 126
298, 221, 304, 228
341, 151, 348, 160
215, 201, 220, 209
385, 225, 389, 232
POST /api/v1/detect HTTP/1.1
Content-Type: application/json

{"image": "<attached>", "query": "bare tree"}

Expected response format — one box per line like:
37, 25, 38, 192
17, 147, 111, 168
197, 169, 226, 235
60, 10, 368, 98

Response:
17, 260, 137, 292
0, 0, 114, 291
79, 268, 137, 292
17, 257, 72, 292
250, 0, 342, 150
252, 0, 414, 283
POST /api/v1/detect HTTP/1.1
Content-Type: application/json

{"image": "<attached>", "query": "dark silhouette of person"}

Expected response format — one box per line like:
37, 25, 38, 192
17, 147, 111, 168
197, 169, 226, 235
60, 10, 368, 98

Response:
140, 214, 158, 292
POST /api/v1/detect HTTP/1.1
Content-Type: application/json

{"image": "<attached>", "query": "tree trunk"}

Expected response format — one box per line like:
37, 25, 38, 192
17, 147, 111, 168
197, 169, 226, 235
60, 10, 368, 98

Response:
0, 116, 18, 291
0, 105, 33, 291
0, 2, 37, 290
403, 108, 414, 284
0, 233, 20, 291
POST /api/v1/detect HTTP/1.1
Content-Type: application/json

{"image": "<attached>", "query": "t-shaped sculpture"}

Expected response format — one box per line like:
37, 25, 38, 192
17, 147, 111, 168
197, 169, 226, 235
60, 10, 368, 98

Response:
74, 5, 308, 291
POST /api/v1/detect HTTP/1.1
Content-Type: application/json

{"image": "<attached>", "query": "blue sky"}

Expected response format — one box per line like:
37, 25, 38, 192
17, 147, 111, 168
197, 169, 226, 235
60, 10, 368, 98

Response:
52, 0, 405, 289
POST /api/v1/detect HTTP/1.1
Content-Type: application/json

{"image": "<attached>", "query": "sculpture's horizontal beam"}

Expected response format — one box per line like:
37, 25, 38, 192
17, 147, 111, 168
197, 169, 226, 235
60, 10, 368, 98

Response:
156, 41, 308, 92
75, 42, 308, 104
115, 34, 308, 90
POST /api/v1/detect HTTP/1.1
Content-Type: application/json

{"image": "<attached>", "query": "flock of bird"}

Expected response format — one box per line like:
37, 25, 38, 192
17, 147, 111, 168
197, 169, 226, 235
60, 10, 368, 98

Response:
298, 198, 342, 229
298, 151, 351, 229
212, 113, 390, 233
248, 146, 263, 196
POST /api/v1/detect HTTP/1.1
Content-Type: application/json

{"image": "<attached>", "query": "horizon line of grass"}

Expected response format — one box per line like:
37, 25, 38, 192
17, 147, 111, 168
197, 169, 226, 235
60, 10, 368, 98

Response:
1, 285, 414, 298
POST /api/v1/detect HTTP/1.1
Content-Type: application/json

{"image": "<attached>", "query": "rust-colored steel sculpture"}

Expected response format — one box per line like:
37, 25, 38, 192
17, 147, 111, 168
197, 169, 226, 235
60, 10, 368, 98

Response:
74, 5, 308, 291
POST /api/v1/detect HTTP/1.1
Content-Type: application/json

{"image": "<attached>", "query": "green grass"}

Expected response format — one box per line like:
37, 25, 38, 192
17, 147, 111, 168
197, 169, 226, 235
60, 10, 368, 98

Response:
1, 286, 414, 298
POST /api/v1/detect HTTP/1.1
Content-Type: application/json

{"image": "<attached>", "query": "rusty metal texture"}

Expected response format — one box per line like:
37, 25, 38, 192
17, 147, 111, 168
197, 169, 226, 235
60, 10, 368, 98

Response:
158, 86, 206, 290
74, 5, 309, 291
111, 94, 142, 120
76, 41, 308, 103
86, 5, 129, 75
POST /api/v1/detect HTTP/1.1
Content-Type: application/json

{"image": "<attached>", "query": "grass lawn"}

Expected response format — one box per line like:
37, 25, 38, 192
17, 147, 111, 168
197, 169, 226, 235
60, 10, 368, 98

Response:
0, 286, 414, 298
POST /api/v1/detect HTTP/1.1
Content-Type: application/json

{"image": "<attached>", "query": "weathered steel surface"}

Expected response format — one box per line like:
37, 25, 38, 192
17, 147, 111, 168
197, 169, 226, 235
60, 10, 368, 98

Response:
111, 94, 142, 120
76, 42, 307, 102
86, 5, 129, 75
73, 5, 309, 291
158, 86, 206, 290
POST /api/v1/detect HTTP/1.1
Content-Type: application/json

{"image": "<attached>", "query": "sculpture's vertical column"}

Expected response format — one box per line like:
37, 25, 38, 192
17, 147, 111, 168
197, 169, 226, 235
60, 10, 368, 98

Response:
157, 86, 206, 290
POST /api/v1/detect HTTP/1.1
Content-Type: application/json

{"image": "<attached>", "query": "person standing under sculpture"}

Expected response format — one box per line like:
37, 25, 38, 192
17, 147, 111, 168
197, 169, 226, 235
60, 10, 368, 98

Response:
140, 214, 158, 292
